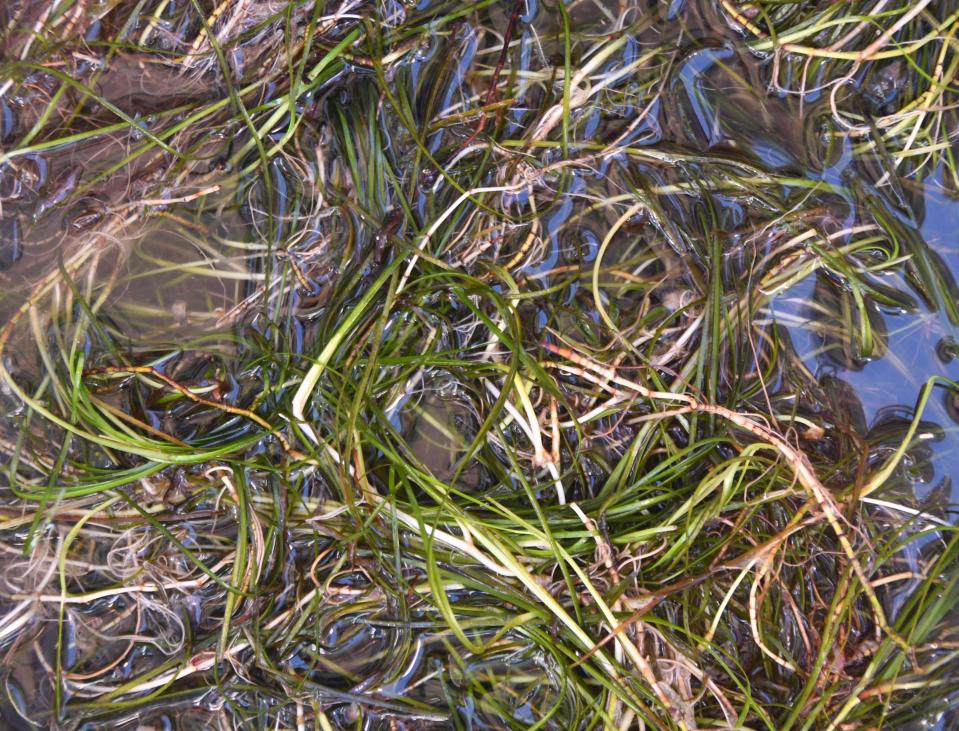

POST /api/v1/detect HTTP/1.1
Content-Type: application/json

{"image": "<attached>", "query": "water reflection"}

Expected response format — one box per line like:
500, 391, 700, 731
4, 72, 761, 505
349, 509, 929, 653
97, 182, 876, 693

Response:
768, 170, 959, 507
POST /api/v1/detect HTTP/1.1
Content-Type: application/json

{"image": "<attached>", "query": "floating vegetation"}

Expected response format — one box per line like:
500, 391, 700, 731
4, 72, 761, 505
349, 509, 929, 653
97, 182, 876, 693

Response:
2, 0, 959, 728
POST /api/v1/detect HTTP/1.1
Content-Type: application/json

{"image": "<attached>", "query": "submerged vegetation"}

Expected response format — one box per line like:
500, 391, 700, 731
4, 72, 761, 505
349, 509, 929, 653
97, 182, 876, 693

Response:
2, 0, 959, 728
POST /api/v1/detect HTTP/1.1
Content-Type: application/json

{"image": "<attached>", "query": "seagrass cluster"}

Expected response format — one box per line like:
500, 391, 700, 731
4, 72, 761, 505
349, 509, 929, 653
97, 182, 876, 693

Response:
1, 1, 959, 728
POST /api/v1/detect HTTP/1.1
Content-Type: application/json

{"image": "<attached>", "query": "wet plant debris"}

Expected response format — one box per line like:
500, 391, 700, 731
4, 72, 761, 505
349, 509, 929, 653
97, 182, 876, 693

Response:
2, 0, 959, 728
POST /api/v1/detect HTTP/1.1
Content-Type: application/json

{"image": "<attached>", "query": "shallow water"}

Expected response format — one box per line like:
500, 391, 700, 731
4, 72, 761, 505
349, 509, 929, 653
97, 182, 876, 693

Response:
2, 0, 959, 728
